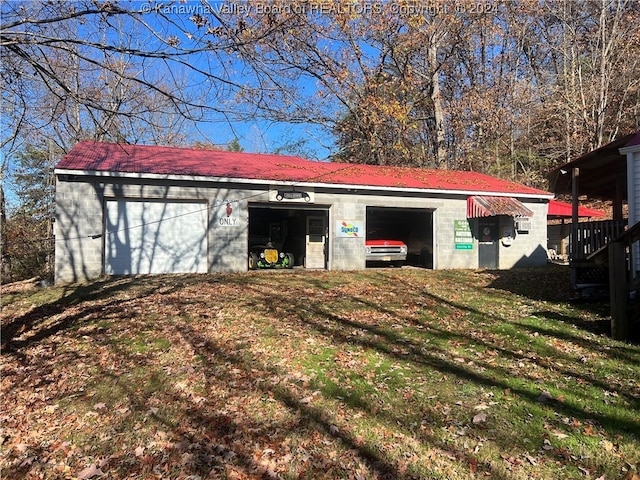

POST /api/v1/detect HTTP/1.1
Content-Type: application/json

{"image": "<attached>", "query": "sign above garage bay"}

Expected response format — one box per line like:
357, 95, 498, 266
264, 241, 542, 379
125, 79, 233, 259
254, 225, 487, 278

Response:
269, 187, 314, 203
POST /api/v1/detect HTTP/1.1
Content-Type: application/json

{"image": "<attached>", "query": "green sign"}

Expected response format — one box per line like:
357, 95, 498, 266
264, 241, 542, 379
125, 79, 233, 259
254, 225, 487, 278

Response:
454, 220, 473, 250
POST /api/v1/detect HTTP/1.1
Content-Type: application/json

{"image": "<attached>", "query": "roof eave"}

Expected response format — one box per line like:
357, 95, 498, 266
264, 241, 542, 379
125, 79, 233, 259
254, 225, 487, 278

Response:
619, 144, 640, 154
54, 168, 553, 200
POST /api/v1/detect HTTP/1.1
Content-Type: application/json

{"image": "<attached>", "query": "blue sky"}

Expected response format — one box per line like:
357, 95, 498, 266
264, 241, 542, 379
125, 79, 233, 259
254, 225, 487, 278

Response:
132, 0, 336, 160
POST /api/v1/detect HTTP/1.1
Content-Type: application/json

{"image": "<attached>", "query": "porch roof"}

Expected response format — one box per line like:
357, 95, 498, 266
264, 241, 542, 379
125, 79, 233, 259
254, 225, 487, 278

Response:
549, 131, 637, 201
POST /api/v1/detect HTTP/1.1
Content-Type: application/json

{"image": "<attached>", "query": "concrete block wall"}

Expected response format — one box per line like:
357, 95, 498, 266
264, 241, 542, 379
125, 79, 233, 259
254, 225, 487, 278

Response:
322, 195, 365, 271
498, 202, 548, 268
323, 191, 449, 270
55, 179, 105, 283
55, 174, 550, 283
209, 192, 256, 273
432, 198, 476, 269
55, 177, 262, 283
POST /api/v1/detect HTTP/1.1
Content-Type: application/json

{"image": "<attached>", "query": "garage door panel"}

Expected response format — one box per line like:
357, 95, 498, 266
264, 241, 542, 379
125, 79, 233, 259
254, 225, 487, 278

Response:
105, 200, 207, 275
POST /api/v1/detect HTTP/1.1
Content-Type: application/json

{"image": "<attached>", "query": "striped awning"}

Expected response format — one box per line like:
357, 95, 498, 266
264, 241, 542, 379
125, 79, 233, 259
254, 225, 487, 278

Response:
467, 196, 534, 219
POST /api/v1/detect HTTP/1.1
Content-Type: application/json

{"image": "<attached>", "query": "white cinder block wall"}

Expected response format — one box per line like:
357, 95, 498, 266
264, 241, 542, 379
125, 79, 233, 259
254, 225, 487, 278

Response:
55, 174, 549, 283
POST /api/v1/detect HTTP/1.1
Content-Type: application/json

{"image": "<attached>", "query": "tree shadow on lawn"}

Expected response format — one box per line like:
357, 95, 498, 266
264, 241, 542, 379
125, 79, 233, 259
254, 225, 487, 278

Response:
241, 277, 640, 438
483, 264, 613, 317
2, 277, 319, 479
173, 322, 509, 479
2, 276, 140, 352
478, 266, 640, 349
176, 324, 415, 479
531, 310, 611, 336
3, 272, 639, 479
320, 271, 640, 407
1, 274, 537, 479
2, 292, 497, 479
2, 274, 425, 478
177, 294, 638, 477
1, 274, 218, 354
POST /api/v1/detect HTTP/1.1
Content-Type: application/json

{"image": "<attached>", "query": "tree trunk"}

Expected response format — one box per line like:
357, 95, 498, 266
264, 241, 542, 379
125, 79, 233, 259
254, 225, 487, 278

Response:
428, 42, 447, 169
0, 182, 11, 282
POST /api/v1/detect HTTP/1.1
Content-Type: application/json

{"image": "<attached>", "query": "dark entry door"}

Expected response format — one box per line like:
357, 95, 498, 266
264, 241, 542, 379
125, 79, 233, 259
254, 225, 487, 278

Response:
478, 218, 499, 269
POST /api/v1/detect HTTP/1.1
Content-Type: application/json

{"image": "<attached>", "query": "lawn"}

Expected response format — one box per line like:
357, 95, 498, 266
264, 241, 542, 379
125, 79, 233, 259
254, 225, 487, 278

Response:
1, 266, 639, 479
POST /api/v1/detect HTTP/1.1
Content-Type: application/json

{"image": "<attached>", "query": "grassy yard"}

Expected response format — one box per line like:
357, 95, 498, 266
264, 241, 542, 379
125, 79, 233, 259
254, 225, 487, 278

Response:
1, 266, 639, 479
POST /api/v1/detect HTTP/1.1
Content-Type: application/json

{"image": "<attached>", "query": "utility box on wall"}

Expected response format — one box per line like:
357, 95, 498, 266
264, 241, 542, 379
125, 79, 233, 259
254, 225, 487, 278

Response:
515, 218, 532, 232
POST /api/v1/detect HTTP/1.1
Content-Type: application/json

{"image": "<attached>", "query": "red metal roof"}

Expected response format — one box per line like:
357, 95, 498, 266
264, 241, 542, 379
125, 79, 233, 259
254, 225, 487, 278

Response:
56, 141, 551, 196
548, 200, 605, 218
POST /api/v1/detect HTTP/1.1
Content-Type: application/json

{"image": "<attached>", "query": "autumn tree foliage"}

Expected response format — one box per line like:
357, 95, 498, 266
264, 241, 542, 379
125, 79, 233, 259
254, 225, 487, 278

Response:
3, 1, 638, 170
0, 0, 242, 279
210, 0, 639, 181
3, 0, 638, 174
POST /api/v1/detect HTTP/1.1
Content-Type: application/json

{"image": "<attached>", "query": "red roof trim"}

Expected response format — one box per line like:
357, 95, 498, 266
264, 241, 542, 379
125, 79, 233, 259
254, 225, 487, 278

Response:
56, 141, 551, 197
548, 200, 605, 218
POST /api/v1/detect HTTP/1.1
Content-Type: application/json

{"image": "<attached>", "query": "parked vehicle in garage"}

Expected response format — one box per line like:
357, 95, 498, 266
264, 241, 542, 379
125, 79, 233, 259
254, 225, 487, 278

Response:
365, 239, 408, 266
248, 242, 295, 270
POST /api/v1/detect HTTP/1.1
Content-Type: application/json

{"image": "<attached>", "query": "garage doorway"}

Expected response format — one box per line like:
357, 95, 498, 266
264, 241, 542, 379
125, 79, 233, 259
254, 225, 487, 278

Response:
366, 207, 434, 268
248, 206, 329, 269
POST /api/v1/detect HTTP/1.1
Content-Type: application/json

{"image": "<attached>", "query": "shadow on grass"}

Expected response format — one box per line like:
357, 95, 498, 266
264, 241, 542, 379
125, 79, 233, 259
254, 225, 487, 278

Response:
2, 270, 639, 479
1, 274, 508, 479
482, 265, 574, 302
2, 277, 136, 352
242, 276, 640, 445
1, 274, 225, 354
482, 265, 640, 345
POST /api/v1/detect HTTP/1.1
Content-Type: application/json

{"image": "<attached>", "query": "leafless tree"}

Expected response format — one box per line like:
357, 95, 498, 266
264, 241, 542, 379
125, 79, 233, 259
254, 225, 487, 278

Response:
0, 0, 249, 278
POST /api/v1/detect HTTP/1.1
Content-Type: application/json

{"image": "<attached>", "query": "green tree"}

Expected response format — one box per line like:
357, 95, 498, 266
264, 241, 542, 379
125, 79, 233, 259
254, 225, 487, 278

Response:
6, 144, 58, 280
226, 138, 244, 152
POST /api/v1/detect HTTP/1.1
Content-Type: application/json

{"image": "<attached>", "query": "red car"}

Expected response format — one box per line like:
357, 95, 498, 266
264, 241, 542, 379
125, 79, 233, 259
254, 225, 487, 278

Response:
365, 239, 407, 267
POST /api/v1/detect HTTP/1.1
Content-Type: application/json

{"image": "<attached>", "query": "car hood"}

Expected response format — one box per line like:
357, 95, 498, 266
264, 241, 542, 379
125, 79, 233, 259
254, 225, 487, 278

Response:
365, 239, 407, 246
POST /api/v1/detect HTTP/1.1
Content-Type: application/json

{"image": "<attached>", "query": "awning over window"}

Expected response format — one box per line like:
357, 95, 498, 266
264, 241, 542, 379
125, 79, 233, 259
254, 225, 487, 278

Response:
467, 196, 534, 219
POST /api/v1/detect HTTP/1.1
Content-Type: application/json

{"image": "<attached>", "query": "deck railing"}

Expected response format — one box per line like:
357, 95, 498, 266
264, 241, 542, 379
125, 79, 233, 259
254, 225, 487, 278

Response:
571, 219, 627, 260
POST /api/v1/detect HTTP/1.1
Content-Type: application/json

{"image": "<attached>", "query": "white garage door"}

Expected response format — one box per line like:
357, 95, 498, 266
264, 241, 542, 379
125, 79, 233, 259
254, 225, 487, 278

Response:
105, 199, 208, 275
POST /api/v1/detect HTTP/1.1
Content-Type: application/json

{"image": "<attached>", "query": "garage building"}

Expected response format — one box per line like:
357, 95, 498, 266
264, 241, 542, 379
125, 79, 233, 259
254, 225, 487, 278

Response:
54, 141, 553, 283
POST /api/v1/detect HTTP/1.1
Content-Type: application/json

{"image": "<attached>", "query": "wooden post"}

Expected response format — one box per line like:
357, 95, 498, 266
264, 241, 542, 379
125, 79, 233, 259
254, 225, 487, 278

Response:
571, 167, 580, 258
570, 168, 580, 290
608, 240, 628, 341
614, 175, 624, 221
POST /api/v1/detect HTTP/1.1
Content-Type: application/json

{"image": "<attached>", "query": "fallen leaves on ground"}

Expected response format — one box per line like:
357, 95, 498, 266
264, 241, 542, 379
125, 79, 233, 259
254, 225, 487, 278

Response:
1, 268, 639, 479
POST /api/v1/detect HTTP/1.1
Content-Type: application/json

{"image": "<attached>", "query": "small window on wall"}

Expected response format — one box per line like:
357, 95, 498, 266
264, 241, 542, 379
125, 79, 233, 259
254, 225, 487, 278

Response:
515, 218, 531, 233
